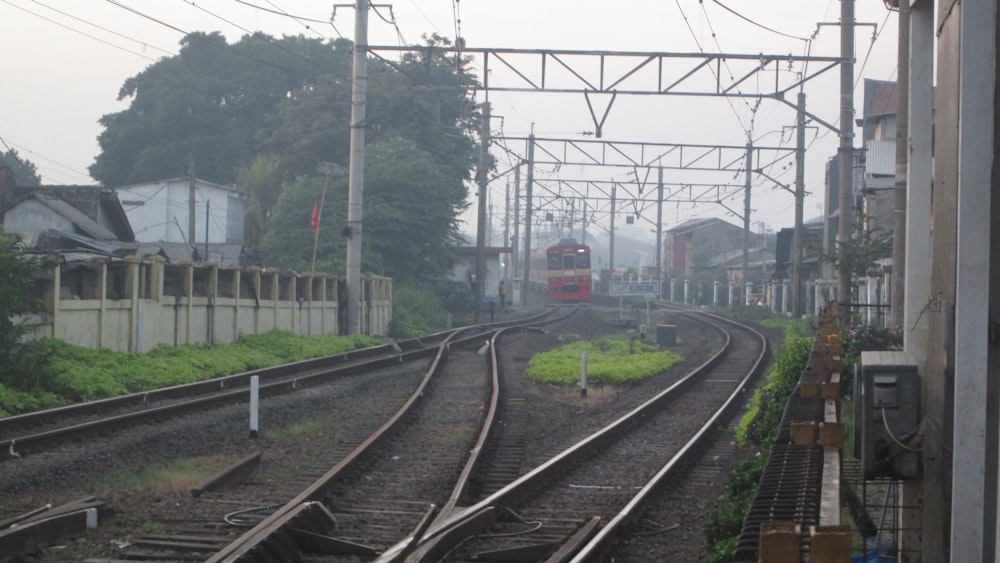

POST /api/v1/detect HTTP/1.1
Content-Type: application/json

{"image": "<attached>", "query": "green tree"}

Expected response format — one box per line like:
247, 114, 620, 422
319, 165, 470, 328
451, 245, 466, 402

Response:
90, 32, 352, 187
261, 138, 467, 282
823, 221, 893, 280
0, 149, 41, 187
255, 33, 478, 182
0, 236, 44, 374
261, 173, 347, 274
235, 155, 283, 248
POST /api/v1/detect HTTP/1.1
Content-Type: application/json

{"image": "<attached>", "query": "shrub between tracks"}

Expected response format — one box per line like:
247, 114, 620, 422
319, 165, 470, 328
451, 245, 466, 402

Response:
525, 336, 683, 385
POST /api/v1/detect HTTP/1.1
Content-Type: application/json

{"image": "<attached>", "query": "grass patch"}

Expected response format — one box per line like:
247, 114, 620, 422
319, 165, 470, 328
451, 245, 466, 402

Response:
272, 418, 330, 440
0, 331, 381, 416
526, 337, 683, 385
99, 456, 229, 492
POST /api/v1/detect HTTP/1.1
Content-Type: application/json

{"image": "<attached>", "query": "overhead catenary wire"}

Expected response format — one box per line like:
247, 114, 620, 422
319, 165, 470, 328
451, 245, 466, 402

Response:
673, 0, 750, 140
2, 0, 163, 60
0, 135, 94, 184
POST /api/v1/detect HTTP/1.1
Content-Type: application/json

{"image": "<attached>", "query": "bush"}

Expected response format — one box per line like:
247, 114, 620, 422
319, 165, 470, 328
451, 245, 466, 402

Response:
526, 337, 683, 385
705, 331, 813, 561
735, 335, 812, 446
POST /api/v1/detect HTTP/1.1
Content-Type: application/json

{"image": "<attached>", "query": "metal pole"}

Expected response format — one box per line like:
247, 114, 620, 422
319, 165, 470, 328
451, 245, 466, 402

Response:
503, 182, 510, 282
521, 135, 535, 305
345, 0, 368, 334
474, 102, 491, 323
793, 91, 806, 317
512, 164, 521, 280
188, 155, 196, 257
656, 166, 664, 298
742, 138, 752, 289
204, 199, 210, 262
609, 183, 617, 285
837, 0, 855, 332
890, 0, 910, 331
310, 167, 333, 274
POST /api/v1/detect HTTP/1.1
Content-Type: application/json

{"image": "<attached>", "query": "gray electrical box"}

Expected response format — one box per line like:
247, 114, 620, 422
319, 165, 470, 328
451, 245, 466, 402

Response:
855, 350, 922, 480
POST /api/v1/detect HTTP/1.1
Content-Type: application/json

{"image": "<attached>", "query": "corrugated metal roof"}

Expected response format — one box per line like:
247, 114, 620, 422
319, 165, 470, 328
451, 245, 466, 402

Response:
34, 194, 118, 240
865, 139, 895, 176
864, 177, 895, 191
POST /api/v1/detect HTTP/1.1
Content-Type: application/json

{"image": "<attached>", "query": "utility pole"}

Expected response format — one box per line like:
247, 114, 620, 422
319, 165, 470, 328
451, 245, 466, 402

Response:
188, 154, 197, 259
742, 137, 753, 294
512, 164, 521, 280
793, 91, 806, 317
520, 135, 535, 306
656, 166, 664, 298
838, 0, 856, 332
345, 0, 368, 334
474, 102, 490, 323
890, 0, 910, 331
503, 182, 511, 282
204, 200, 210, 262
609, 183, 617, 283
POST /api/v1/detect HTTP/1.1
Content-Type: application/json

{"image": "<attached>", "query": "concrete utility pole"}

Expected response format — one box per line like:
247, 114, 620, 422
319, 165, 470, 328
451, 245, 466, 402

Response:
890, 0, 910, 331
793, 91, 806, 317
188, 155, 197, 258
345, 0, 368, 334
520, 135, 535, 306
503, 182, 511, 282
742, 138, 753, 292
474, 102, 491, 323
609, 183, 617, 282
837, 0, 855, 331
656, 166, 664, 297
512, 164, 521, 280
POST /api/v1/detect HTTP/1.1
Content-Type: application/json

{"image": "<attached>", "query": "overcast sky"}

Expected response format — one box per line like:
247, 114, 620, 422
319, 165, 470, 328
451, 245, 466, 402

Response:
1, 1, 899, 236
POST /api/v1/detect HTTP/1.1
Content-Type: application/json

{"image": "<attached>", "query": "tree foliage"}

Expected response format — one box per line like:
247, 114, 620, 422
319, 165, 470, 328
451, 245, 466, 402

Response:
0, 236, 44, 374
261, 137, 467, 282
1, 149, 41, 187
92, 31, 480, 286
90, 32, 353, 187
823, 220, 893, 280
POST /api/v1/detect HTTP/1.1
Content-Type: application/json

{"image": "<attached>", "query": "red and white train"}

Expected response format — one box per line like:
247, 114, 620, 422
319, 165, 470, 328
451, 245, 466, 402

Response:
544, 238, 592, 301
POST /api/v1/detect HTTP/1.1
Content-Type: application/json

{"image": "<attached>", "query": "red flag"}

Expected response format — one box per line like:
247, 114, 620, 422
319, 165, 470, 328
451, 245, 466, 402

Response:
310, 202, 320, 232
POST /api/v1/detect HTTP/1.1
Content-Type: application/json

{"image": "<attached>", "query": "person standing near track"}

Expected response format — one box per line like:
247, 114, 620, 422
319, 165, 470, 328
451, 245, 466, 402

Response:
498, 280, 507, 308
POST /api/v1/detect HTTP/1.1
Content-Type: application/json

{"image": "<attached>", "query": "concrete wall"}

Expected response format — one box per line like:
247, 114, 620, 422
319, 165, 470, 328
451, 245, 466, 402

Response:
22, 257, 392, 352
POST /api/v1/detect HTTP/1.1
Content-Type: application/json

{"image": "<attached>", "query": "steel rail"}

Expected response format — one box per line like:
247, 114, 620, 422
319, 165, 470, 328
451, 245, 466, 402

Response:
375, 310, 763, 562
567, 311, 768, 562
205, 306, 572, 562
0, 307, 562, 459
0, 332, 452, 438
0, 343, 441, 459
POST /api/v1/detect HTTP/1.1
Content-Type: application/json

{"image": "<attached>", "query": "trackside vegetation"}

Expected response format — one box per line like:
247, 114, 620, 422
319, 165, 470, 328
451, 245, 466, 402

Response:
704, 326, 813, 563
0, 331, 379, 417
526, 337, 683, 385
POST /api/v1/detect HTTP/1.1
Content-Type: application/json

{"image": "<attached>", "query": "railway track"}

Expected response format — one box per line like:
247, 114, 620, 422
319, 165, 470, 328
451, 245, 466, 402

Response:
374, 310, 767, 563
1, 304, 759, 562
204, 308, 580, 562
0, 308, 568, 561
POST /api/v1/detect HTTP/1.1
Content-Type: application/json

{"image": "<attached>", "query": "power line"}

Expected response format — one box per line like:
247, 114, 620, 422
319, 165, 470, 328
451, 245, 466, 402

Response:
23, 0, 175, 55
0, 135, 94, 184
711, 0, 811, 41
673, 0, 749, 136
854, 9, 894, 89
2, 0, 161, 60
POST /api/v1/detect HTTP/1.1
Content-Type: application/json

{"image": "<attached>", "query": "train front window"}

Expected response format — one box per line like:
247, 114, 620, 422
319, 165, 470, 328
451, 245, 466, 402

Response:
576, 252, 590, 269
563, 254, 575, 269
548, 254, 562, 269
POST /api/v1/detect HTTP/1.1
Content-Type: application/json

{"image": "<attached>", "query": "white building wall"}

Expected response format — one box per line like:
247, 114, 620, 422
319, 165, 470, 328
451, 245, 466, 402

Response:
117, 179, 246, 245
